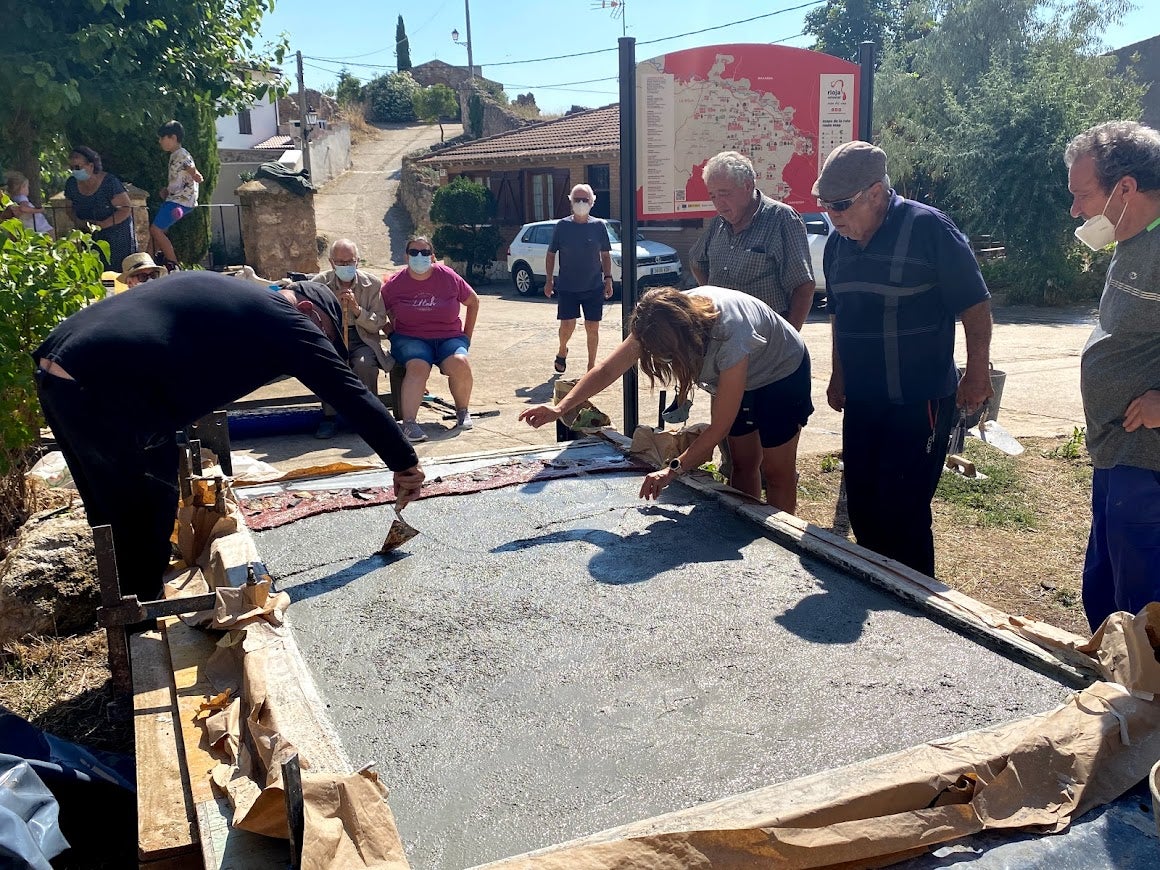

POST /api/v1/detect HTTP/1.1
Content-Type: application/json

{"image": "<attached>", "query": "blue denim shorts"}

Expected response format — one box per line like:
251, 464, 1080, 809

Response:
153, 201, 188, 231
390, 333, 469, 366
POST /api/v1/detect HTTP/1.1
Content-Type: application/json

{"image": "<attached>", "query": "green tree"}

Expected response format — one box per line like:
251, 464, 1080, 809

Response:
874, 0, 1141, 303
468, 93, 484, 138
335, 69, 363, 106
413, 85, 460, 142
0, 0, 285, 197
430, 176, 501, 279
364, 72, 419, 123
396, 16, 412, 72
0, 216, 105, 533
804, 0, 933, 62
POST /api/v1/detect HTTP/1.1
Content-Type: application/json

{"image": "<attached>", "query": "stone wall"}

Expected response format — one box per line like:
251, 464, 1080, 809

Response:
236, 178, 319, 278
307, 124, 352, 188
458, 88, 530, 140
398, 155, 444, 233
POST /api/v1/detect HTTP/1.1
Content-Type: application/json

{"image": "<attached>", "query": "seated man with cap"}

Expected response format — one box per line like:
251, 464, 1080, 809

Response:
119, 252, 167, 289
814, 140, 994, 578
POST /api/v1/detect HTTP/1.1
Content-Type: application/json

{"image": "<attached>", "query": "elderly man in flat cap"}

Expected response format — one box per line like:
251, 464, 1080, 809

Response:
815, 141, 993, 577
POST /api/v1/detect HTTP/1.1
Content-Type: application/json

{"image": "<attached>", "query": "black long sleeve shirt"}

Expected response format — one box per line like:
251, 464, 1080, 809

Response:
33, 271, 418, 471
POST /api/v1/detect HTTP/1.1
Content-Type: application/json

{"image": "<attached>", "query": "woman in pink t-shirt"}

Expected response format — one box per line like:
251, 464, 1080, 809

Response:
381, 235, 481, 443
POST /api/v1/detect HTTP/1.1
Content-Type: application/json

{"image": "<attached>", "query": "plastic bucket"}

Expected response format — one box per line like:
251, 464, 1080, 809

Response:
958, 365, 1006, 428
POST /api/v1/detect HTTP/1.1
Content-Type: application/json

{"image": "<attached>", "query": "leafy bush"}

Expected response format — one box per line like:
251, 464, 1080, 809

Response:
430, 176, 500, 279
0, 215, 105, 536
364, 72, 419, 123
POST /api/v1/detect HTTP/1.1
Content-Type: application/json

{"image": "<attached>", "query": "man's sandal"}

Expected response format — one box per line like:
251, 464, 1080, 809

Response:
554, 355, 567, 373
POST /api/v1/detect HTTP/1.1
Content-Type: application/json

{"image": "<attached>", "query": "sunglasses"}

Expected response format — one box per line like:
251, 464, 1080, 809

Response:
571, 197, 591, 204
818, 187, 869, 213
407, 248, 432, 256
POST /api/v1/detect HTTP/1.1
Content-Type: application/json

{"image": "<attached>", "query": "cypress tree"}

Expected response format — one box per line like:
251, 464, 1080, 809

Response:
396, 16, 412, 72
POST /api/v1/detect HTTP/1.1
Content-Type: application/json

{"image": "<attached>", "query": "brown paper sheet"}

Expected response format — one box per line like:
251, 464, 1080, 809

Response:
301, 770, 410, 869
628, 423, 710, 468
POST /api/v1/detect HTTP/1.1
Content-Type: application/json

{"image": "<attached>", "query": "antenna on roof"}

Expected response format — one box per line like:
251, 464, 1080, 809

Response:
590, 0, 626, 37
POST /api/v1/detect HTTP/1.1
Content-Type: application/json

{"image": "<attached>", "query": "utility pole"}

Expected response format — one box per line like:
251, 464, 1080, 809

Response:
464, 0, 475, 80
296, 50, 312, 180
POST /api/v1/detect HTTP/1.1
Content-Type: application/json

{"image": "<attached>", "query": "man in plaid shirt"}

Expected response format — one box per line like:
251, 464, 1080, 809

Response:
690, 151, 815, 331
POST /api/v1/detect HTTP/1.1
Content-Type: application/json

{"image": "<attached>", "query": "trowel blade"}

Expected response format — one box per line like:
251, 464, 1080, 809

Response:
972, 420, 1024, 456
379, 512, 419, 554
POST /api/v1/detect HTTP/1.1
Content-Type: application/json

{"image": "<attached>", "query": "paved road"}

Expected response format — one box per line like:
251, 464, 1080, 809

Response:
312, 121, 463, 275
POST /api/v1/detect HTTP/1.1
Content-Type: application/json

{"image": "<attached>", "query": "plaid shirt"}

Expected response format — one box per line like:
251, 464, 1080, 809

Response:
690, 191, 814, 315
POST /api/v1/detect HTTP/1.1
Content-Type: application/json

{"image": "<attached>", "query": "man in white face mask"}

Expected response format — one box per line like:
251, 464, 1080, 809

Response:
544, 183, 614, 373
1063, 120, 1160, 631
309, 238, 394, 438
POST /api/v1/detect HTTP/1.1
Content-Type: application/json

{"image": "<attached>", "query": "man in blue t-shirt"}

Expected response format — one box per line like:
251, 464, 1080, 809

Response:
545, 184, 613, 373
814, 141, 994, 577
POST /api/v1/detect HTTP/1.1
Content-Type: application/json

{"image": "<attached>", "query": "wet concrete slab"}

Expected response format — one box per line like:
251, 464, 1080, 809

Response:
253, 470, 1071, 870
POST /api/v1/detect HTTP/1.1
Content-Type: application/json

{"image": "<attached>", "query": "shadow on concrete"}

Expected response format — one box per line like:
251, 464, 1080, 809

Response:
992, 305, 1098, 326
285, 553, 388, 603
383, 200, 413, 265
232, 430, 379, 465
491, 501, 759, 585
514, 378, 557, 404
775, 572, 886, 645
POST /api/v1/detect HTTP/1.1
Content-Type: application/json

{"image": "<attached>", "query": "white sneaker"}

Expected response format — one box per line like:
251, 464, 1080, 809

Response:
456, 408, 473, 430
401, 420, 428, 442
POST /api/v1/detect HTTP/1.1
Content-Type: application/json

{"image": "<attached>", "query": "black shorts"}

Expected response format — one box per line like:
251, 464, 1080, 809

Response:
557, 289, 606, 322
728, 351, 814, 448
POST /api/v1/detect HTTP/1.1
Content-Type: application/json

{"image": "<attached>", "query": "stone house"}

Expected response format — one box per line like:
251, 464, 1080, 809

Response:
409, 59, 501, 96
413, 104, 706, 270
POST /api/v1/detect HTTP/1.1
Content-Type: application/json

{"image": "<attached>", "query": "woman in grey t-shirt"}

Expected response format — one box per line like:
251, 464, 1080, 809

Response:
520, 286, 813, 511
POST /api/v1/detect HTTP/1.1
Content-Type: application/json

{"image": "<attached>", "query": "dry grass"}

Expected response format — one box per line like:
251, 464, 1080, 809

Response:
336, 101, 381, 146
0, 631, 132, 754
796, 435, 1092, 636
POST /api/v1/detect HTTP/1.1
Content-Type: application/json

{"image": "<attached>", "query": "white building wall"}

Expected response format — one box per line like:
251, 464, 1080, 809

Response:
215, 93, 280, 150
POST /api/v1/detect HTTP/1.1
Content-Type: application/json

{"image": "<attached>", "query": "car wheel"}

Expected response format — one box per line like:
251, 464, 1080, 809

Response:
511, 263, 536, 296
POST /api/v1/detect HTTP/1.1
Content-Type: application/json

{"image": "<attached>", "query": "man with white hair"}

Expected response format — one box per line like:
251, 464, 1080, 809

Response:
544, 183, 614, 373
690, 151, 815, 331
310, 238, 394, 438
1064, 120, 1160, 630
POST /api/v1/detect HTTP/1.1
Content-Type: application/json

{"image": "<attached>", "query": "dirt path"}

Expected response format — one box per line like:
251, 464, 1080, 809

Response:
312, 121, 463, 276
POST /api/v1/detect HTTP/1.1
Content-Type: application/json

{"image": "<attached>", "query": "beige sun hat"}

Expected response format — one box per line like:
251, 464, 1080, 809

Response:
118, 252, 165, 284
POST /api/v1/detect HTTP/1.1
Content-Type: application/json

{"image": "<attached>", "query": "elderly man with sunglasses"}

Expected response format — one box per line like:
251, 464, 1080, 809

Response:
690, 151, 815, 332
816, 141, 993, 578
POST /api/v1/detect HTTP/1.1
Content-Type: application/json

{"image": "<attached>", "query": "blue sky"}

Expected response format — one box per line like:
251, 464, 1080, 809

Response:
256, 0, 1156, 114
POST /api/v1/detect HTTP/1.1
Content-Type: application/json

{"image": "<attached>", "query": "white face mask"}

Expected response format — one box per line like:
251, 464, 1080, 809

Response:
1074, 187, 1126, 251
572, 200, 592, 217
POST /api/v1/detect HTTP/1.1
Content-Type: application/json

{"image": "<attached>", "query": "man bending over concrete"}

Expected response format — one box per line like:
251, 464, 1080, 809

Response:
33, 271, 423, 600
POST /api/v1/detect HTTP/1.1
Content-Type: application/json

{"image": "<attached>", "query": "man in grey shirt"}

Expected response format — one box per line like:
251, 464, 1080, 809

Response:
1064, 120, 1160, 631
690, 151, 815, 331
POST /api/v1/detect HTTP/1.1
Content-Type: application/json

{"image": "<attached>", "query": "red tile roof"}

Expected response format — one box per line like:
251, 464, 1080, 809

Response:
417, 104, 619, 165
253, 135, 296, 150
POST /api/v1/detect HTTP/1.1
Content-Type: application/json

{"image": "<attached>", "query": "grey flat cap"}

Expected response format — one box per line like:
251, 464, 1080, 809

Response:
812, 141, 888, 201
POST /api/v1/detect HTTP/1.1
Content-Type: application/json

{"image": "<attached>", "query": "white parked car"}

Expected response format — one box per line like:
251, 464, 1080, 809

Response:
506, 219, 682, 298
801, 211, 834, 307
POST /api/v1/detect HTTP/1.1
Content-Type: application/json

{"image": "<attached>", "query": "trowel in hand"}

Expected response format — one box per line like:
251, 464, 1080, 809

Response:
379, 487, 420, 554
969, 418, 1024, 456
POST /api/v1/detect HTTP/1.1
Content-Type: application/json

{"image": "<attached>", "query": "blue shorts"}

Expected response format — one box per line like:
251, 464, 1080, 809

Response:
557, 289, 606, 322
728, 352, 814, 448
390, 333, 469, 366
153, 201, 188, 231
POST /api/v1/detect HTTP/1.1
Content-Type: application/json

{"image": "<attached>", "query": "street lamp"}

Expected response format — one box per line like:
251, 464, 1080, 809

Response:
301, 105, 317, 180
450, 0, 475, 80
304, 106, 319, 130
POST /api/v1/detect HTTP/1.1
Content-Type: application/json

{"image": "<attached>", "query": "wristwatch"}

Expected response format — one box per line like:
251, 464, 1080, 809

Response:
668, 457, 683, 475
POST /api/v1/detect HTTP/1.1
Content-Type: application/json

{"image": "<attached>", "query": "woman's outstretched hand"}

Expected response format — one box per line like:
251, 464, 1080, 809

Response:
519, 404, 562, 428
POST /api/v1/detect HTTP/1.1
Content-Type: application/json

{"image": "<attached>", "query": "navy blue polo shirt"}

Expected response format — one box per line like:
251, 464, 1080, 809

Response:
823, 193, 989, 404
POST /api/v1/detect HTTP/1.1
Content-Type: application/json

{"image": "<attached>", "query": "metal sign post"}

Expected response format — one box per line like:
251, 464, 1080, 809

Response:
618, 36, 639, 438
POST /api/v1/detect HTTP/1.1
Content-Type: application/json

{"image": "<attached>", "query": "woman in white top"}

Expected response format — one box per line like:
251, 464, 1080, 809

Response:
520, 285, 813, 511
